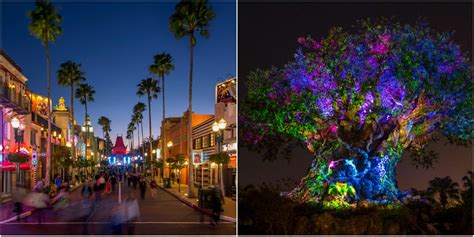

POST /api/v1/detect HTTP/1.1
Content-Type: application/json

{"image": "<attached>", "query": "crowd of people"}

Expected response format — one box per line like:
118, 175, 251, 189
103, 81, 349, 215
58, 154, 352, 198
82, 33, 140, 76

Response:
12, 166, 223, 230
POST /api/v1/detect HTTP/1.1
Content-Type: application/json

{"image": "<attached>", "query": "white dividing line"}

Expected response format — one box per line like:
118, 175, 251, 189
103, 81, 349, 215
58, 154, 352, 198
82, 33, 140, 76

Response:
1, 221, 235, 225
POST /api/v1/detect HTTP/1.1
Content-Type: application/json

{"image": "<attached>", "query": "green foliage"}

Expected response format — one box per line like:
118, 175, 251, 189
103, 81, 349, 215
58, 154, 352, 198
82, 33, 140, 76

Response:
209, 152, 230, 165
27, 0, 62, 45
7, 152, 29, 163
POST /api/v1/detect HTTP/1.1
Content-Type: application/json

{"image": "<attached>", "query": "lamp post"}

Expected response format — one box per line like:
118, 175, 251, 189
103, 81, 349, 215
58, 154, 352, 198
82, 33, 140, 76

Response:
11, 117, 25, 185
212, 118, 227, 195
167, 141, 172, 179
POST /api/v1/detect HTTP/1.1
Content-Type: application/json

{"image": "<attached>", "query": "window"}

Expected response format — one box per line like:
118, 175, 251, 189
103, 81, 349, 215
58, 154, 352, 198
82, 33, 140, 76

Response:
30, 129, 37, 146
209, 133, 215, 147
195, 137, 202, 149
202, 135, 209, 148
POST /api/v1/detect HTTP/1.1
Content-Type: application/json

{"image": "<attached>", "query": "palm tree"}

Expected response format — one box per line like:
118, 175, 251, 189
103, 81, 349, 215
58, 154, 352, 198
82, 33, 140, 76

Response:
28, 0, 62, 184
75, 83, 95, 162
133, 102, 146, 156
136, 78, 160, 178
427, 176, 460, 209
126, 129, 133, 153
97, 116, 111, 156
131, 114, 140, 155
127, 121, 136, 159
170, 0, 215, 198
57, 61, 85, 162
149, 53, 175, 179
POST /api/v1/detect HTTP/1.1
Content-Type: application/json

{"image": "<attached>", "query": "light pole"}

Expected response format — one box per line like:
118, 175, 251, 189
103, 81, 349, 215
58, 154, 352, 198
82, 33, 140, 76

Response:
212, 118, 227, 196
167, 141, 172, 179
11, 117, 24, 186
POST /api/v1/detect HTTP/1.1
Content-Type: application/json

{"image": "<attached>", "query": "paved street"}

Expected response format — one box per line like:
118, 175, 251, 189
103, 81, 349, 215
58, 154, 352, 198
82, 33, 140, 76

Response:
0, 181, 235, 235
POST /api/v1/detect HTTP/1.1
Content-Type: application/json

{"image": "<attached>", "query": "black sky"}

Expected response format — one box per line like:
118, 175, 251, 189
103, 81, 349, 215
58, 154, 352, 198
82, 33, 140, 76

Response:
238, 2, 473, 191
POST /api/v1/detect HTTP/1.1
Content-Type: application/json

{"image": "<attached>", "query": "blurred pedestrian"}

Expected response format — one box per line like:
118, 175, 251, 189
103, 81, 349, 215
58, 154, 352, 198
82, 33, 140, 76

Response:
81, 181, 92, 203
149, 179, 158, 199
52, 187, 70, 212
54, 174, 62, 187
34, 178, 45, 193
138, 177, 147, 200
105, 177, 112, 195
132, 173, 138, 190
111, 174, 117, 192
93, 180, 101, 202
210, 188, 222, 227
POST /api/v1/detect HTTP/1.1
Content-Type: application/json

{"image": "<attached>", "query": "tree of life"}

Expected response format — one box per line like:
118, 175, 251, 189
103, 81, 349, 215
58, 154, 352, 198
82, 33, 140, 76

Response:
240, 19, 472, 207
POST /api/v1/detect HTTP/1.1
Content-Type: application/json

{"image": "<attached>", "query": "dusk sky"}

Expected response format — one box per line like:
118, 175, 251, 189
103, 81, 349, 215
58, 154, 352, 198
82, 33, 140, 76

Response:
2, 1, 236, 146
239, 2, 472, 191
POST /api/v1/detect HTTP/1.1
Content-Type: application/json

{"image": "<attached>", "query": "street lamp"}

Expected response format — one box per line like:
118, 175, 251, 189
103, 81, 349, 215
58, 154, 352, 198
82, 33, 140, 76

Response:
213, 118, 226, 194
11, 117, 24, 152
166, 141, 173, 179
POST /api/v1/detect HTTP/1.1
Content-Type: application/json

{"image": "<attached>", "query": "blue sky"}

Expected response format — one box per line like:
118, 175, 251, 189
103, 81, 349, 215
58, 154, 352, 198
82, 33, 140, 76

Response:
2, 1, 236, 146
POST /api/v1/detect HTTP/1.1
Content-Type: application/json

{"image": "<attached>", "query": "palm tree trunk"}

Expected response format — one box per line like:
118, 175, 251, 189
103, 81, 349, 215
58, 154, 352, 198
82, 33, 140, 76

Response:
84, 101, 88, 177
70, 82, 76, 182
187, 33, 195, 198
45, 40, 52, 185
162, 74, 166, 179
137, 122, 141, 157
147, 95, 153, 178
141, 122, 145, 158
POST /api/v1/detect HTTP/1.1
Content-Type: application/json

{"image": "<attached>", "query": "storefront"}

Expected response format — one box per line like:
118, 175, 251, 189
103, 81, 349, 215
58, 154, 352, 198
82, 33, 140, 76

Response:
222, 141, 236, 199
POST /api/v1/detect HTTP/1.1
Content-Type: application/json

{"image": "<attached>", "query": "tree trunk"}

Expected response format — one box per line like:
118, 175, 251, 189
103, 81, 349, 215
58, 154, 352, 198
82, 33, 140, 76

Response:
187, 33, 195, 198
45, 40, 52, 185
147, 95, 153, 178
162, 74, 166, 179
289, 147, 402, 204
70, 82, 76, 184
141, 122, 145, 157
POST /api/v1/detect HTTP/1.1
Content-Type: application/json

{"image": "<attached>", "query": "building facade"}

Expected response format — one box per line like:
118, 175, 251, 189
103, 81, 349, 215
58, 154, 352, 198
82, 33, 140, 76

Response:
162, 111, 213, 186
214, 77, 237, 199
192, 117, 216, 188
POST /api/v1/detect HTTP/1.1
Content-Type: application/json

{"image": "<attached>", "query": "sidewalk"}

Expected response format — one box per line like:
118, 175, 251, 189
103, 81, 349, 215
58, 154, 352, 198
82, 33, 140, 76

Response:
158, 181, 236, 220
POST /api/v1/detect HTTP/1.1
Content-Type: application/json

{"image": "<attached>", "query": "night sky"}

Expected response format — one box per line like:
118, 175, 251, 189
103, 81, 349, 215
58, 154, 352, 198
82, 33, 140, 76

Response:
2, 1, 236, 145
238, 2, 472, 191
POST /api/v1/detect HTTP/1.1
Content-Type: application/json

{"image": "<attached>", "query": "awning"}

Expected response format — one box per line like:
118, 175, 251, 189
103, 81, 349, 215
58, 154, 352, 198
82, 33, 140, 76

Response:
19, 162, 30, 170
0, 161, 16, 171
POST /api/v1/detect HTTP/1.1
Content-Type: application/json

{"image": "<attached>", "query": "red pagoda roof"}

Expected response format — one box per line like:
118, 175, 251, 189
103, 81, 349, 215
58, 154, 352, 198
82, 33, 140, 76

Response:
112, 136, 127, 155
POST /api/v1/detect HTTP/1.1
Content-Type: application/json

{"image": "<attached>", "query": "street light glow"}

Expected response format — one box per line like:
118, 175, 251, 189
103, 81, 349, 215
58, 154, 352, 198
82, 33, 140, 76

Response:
167, 141, 173, 148
11, 117, 20, 129
218, 118, 227, 130
212, 121, 219, 132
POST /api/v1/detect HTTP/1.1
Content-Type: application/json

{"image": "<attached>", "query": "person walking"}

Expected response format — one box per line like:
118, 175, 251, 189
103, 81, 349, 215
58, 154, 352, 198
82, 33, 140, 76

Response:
54, 174, 62, 188
127, 172, 131, 187
149, 179, 158, 199
210, 188, 222, 227
81, 181, 92, 203
138, 177, 147, 200
93, 180, 102, 203
34, 178, 46, 193
170, 172, 176, 184
111, 174, 117, 192
132, 173, 138, 190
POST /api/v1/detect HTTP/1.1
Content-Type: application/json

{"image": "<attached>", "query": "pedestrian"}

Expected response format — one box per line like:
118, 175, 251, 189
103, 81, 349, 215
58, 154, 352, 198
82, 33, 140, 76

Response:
81, 181, 92, 203
34, 178, 45, 193
54, 174, 62, 188
138, 177, 147, 200
210, 188, 222, 227
105, 177, 112, 195
52, 187, 70, 212
132, 173, 138, 190
149, 179, 158, 199
170, 172, 176, 184
93, 181, 101, 203
127, 173, 132, 187
111, 174, 117, 192
98, 174, 106, 191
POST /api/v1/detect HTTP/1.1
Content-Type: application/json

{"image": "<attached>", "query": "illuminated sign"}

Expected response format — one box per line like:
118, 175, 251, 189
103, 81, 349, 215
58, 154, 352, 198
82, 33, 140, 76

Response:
215, 78, 236, 104
222, 142, 237, 152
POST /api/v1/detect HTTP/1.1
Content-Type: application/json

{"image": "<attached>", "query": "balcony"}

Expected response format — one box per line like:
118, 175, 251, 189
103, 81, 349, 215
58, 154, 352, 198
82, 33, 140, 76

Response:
0, 84, 31, 115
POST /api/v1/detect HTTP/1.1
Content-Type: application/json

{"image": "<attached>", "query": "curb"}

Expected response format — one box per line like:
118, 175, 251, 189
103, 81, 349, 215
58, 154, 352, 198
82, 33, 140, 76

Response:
0, 180, 89, 224
157, 185, 236, 223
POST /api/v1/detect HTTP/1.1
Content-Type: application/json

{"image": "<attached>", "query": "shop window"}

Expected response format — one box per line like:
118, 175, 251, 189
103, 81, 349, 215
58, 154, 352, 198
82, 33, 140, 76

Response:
195, 137, 202, 149
210, 133, 215, 147
30, 129, 37, 146
202, 135, 209, 148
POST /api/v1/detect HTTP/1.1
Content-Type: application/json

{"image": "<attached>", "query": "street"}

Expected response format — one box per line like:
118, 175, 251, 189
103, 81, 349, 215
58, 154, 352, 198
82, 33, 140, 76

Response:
0, 181, 235, 235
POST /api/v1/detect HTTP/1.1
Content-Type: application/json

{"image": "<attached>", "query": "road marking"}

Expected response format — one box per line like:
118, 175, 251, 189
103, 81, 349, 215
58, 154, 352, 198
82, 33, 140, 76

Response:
1, 221, 235, 225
